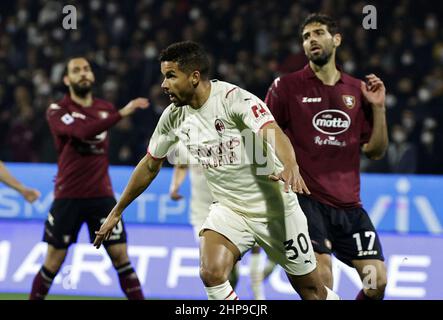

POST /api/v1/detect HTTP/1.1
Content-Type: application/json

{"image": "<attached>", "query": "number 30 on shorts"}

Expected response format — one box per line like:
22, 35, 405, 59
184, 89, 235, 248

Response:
283, 233, 310, 260
100, 218, 123, 235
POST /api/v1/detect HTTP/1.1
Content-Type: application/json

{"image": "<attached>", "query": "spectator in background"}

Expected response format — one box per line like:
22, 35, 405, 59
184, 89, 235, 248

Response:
4, 85, 39, 162
386, 124, 417, 173
0, 0, 441, 173
417, 117, 443, 174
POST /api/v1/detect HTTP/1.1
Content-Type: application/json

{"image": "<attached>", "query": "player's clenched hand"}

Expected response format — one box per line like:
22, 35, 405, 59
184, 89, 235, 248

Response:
361, 74, 386, 108
170, 189, 183, 201
94, 211, 121, 249
21, 187, 41, 203
269, 165, 310, 194
119, 98, 150, 117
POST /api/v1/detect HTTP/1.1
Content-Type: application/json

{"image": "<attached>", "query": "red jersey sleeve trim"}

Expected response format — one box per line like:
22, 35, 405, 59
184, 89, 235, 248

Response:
259, 120, 275, 130
225, 87, 238, 98
146, 148, 166, 160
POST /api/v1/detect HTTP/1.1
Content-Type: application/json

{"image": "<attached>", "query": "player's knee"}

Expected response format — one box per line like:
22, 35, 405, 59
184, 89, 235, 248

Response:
44, 260, 63, 274
110, 254, 129, 268
199, 265, 228, 287
106, 245, 129, 267
44, 248, 67, 273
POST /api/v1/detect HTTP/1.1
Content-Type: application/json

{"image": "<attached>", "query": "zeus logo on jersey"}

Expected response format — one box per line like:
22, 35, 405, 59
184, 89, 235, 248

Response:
302, 97, 322, 103
312, 110, 351, 135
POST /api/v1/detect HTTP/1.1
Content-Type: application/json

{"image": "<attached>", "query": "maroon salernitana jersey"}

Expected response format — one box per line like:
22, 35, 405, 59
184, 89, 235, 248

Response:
46, 95, 122, 199
266, 65, 373, 208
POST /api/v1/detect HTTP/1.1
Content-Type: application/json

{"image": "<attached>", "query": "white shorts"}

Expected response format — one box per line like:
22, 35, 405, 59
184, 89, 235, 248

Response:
200, 203, 317, 276
192, 219, 206, 243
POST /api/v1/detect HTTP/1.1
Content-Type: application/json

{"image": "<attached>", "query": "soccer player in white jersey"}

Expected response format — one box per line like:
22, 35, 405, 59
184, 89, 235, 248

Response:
168, 141, 267, 299
94, 41, 339, 300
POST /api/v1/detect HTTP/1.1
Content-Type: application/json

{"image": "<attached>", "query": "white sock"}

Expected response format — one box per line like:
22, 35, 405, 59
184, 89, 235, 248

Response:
325, 286, 340, 300
249, 253, 265, 300
205, 281, 238, 300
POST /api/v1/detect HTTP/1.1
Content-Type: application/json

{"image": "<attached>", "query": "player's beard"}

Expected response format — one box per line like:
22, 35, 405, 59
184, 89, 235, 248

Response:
308, 46, 333, 67
71, 81, 93, 97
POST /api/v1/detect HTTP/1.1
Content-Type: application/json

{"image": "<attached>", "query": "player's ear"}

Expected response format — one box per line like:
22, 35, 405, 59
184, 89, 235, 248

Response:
63, 75, 70, 87
191, 71, 200, 88
333, 33, 342, 48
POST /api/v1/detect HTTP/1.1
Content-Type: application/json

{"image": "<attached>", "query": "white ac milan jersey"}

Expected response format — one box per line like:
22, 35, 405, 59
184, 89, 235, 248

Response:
149, 80, 299, 220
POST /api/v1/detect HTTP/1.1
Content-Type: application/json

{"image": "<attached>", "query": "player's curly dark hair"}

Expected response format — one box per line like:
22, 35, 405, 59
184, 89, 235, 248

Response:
159, 41, 210, 79
300, 13, 340, 38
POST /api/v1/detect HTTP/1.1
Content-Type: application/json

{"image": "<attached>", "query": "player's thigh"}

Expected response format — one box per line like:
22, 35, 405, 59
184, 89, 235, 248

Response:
200, 230, 240, 276
43, 199, 84, 249
332, 208, 385, 267
85, 197, 128, 247
200, 204, 254, 270
254, 207, 316, 276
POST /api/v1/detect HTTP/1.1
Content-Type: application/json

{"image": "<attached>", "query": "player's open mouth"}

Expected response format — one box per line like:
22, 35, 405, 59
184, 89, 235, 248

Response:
310, 46, 321, 53
169, 94, 177, 102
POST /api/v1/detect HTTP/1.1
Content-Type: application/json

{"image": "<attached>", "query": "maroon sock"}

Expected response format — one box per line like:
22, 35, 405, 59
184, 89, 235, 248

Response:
116, 263, 144, 300
356, 289, 372, 300
29, 267, 56, 300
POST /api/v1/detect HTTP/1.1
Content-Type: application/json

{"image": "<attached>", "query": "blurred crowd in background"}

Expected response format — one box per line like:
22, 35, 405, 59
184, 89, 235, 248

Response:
0, 0, 442, 173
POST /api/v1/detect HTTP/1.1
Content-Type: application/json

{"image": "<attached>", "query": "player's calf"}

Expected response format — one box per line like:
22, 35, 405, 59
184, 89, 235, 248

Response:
106, 244, 144, 300
354, 259, 387, 300
315, 253, 334, 289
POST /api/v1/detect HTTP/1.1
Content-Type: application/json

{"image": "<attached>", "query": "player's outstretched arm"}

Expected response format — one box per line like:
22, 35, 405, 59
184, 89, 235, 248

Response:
259, 122, 310, 195
93, 154, 163, 248
47, 98, 149, 141
0, 161, 40, 203
169, 165, 188, 201
118, 98, 150, 117
361, 74, 388, 160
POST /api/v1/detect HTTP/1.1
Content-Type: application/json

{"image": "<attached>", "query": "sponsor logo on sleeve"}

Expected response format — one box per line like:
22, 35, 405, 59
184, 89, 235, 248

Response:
60, 113, 74, 125
99, 111, 109, 119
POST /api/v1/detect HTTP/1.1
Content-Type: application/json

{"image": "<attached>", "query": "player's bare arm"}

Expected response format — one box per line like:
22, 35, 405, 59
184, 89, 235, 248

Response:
361, 74, 389, 160
94, 154, 164, 248
118, 98, 150, 117
259, 122, 310, 194
170, 165, 188, 201
0, 161, 40, 203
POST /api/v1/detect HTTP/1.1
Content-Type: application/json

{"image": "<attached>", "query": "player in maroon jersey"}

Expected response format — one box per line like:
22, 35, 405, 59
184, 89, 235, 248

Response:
266, 14, 388, 300
29, 57, 148, 300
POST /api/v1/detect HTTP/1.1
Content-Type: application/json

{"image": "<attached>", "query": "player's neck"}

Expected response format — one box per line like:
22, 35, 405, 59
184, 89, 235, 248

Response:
70, 92, 93, 107
189, 80, 211, 110
309, 60, 340, 86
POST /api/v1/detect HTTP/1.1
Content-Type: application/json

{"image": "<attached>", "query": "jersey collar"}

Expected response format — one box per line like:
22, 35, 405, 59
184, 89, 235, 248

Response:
302, 64, 351, 85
